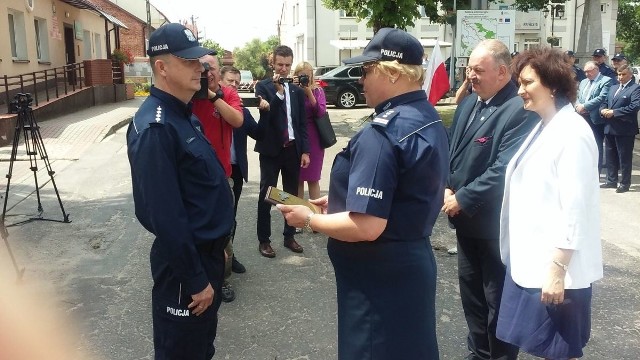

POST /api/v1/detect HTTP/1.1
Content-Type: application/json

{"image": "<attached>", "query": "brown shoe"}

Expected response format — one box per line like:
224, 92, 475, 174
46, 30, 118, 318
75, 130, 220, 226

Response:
284, 237, 303, 253
258, 242, 276, 258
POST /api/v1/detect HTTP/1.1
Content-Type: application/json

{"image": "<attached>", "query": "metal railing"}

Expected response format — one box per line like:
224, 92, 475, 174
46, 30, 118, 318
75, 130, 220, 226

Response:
1, 62, 85, 112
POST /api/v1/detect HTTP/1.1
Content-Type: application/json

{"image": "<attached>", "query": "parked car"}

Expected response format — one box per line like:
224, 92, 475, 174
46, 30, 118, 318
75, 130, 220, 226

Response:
238, 70, 255, 92
314, 65, 339, 77
632, 66, 640, 84
316, 65, 364, 108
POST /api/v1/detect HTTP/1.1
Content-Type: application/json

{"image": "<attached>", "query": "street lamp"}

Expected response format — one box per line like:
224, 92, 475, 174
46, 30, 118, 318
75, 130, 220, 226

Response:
543, 4, 565, 47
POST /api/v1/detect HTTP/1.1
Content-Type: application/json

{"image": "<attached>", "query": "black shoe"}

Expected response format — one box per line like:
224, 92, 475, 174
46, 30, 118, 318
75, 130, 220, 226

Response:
600, 182, 617, 189
616, 186, 630, 193
221, 281, 235, 303
231, 256, 246, 273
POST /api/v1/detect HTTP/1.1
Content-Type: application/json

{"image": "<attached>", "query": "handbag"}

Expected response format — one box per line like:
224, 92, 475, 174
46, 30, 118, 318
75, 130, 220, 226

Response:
314, 112, 337, 148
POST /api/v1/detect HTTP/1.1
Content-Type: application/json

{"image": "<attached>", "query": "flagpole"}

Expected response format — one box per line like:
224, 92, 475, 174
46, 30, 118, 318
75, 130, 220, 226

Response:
449, 0, 457, 92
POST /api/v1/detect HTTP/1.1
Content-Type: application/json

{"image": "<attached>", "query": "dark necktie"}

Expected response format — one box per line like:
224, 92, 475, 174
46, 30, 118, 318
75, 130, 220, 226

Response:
614, 84, 625, 98
282, 87, 289, 143
465, 100, 486, 132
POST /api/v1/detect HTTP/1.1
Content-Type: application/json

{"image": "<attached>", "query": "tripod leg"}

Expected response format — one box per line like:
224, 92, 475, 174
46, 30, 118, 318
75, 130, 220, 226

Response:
22, 113, 43, 215
1, 109, 25, 224
28, 109, 70, 223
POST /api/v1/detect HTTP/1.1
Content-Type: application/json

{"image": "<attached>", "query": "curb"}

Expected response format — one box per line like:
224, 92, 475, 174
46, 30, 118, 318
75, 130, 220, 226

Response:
103, 116, 133, 140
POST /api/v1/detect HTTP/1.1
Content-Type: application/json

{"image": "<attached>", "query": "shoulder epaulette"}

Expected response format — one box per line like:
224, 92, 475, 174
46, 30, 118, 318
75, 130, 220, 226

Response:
132, 104, 165, 134
371, 109, 400, 128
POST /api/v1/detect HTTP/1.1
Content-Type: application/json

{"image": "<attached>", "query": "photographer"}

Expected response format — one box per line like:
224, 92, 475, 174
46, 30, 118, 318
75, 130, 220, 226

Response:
293, 61, 327, 204
254, 45, 310, 258
192, 53, 243, 303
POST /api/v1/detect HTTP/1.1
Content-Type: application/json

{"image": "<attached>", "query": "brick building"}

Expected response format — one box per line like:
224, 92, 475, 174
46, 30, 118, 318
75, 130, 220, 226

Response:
89, 0, 148, 58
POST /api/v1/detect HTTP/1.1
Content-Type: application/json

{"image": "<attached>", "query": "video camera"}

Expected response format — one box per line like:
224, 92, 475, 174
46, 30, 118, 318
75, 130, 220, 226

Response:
9, 93, 34, 114
193, 62, 211, 100
278, 77, 295, 85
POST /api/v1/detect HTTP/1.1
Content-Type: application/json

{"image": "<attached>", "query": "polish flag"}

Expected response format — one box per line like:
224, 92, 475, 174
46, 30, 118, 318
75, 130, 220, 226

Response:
423, 41, 450, 105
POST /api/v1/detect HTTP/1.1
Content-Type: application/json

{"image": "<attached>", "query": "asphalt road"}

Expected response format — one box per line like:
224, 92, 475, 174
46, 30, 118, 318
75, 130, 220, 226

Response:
0, 105, 638, 359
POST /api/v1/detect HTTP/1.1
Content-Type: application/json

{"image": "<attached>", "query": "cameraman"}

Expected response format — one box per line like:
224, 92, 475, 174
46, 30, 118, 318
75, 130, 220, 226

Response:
192, 54, 243, 303
254, 45, 310, 258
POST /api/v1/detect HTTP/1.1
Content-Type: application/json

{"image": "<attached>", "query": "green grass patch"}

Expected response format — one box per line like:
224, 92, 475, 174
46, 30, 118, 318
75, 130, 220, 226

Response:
436, 105, 457, 128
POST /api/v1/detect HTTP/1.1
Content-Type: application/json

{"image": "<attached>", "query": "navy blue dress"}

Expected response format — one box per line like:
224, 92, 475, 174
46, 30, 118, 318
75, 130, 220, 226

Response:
326, 91, 449, 360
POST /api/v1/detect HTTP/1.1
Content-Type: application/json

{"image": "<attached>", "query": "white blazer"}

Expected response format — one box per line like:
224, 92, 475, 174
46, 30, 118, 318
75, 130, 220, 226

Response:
499, 104, 603, 289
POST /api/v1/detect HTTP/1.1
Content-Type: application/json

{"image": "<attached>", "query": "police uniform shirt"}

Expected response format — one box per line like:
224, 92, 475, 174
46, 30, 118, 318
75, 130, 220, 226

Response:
598, 62, 618, 85
327, 90, 449, 240
127, 86, 234, 295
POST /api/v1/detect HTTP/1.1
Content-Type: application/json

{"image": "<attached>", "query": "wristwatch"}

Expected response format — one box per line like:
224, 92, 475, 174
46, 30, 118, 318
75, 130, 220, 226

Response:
210, 88, 224, 103
552, 259, 569, 271
304, 213, 314, 233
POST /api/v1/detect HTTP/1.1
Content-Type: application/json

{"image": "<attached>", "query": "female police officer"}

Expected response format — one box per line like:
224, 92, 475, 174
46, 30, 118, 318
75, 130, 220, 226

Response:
277, 28, 449, 359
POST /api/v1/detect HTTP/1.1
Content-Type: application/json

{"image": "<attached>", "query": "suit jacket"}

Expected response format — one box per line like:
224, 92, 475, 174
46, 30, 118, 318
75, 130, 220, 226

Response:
253, 78, 309, 157
448, 81, 538, 239
500, 105, 603, 289
577, 73, 612, 125
600, 81, 640, 136
233, 107, 265, 182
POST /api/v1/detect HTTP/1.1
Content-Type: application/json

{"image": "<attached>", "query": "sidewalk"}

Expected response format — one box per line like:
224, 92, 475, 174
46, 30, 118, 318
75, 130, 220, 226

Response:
0, 97, 143, 212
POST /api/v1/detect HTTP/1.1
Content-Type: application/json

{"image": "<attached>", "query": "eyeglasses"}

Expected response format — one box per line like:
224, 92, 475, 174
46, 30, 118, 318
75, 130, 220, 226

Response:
360, 62, 378, 79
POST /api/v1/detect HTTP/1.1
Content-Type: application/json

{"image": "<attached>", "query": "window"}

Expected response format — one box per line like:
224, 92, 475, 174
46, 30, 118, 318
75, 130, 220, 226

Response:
601, 3, 608, 12
8, 10, 28, 60
96, 34, 103, 59
419, 6, 427, 18
339, 10, 356, 18
34, 18, 50, 61
524, 38, 540, 50
83, 30, 92, 59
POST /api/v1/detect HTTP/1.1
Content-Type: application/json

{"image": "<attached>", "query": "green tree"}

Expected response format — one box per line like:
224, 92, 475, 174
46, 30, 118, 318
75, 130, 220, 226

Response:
233, 36, 280, 80
201, 39, 226, 62
617, 0, 640, 63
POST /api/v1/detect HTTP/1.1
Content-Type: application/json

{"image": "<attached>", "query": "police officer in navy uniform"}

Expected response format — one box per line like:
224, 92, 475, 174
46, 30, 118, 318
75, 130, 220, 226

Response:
566, 50, 586, 83
592, 48, 618, 84
127, 23, 233, 360
277, 28, 449, 359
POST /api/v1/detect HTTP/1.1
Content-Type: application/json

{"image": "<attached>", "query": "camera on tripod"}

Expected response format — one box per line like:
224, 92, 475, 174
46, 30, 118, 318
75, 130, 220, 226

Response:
193, 62, 211, 100
9, 93, 34, 114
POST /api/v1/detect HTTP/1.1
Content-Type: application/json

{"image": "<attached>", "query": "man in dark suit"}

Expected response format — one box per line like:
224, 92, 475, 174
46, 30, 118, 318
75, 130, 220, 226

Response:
254, 45, 310, 258
443, 39, 537, 360
599, 64, 640, 193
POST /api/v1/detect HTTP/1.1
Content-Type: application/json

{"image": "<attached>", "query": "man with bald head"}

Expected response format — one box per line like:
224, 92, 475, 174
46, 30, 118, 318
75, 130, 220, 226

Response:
444, 39, 537, 360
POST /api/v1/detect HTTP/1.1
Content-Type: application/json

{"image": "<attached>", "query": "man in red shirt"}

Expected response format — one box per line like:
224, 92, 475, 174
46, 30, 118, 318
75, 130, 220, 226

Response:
192, 54, 243, 302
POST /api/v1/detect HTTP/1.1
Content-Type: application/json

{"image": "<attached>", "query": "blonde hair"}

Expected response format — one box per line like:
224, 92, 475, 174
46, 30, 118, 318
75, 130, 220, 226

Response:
293, 61, 318, 89
374, 60, 425, 84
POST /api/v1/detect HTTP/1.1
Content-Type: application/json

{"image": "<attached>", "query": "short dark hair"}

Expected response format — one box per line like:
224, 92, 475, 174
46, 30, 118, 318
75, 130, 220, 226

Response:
511, 47, 578, 106
273, 45, 293, 59
221, 65, 240, 77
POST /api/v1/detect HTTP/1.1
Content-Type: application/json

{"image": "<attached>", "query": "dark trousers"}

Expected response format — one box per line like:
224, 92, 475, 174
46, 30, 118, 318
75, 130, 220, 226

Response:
230, 164, 244, 217
605, 134, 635, 187
150, 241, 225, 360
588, 121, 606, 174
457, 233, 519, 360
257, 145, 300, 243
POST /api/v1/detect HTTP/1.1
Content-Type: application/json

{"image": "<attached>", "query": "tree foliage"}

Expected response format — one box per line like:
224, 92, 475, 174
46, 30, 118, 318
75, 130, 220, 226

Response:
201, 39, 226, 63
232, 36, 280, 80
322, 0, 566, 29
617, 0, 640, 63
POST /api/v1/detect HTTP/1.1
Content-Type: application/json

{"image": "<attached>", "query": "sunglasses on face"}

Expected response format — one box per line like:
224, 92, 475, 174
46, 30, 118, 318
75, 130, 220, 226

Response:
360, 62, 378, 79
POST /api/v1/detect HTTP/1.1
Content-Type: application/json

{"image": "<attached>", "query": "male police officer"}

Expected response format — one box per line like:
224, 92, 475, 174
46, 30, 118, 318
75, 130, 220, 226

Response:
127, 23, 233, 360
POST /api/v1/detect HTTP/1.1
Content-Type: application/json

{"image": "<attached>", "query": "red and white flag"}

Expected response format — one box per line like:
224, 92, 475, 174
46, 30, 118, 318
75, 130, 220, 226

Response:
423, 41, 450, 105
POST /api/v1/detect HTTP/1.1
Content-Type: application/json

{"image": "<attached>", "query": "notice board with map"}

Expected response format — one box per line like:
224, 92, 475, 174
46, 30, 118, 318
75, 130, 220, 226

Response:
456, 10, 516, 58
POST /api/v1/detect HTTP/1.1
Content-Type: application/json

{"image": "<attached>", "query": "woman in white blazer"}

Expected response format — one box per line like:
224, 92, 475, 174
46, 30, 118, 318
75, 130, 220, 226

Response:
496, 47, 603, 360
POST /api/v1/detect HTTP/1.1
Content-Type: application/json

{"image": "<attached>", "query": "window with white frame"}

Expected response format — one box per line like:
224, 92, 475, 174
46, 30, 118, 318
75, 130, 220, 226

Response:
34, 17, 50, 61
339, 9, 356, 18
601, 3, 608, 12
83, 30, 92, 59
524, 38, 540, 50
96, 34, 103, 59
8, 10, 28, 60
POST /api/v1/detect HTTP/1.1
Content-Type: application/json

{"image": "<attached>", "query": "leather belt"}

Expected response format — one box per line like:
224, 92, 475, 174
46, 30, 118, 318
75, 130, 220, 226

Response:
196, 234, 231, 254
283, 140, 296, 148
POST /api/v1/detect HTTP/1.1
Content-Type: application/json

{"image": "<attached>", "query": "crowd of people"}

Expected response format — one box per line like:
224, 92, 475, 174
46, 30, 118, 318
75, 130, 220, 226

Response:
125, 22, 635, 360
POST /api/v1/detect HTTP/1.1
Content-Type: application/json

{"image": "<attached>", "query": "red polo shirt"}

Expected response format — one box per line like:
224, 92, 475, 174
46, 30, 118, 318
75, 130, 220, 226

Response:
192, 86, 242, 177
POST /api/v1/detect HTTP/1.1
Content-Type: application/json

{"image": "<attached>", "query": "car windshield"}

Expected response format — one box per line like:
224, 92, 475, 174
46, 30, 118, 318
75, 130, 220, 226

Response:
240, 70, 253, 83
